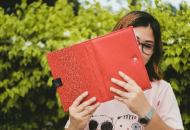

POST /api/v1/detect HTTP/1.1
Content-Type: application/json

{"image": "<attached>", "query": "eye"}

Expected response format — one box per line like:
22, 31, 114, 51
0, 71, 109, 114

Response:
144, 44, 153, 49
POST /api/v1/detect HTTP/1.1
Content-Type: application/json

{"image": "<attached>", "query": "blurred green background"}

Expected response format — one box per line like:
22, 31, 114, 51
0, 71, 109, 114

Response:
0, 0, 190, 129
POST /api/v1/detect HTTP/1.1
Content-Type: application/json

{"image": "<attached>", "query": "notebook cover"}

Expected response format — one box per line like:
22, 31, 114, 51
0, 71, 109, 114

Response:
46, 26, 151, 111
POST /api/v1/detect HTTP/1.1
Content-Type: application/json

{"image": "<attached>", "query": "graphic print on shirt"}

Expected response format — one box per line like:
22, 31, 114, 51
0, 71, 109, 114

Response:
88, 115, 114, 130
114, 114, 142, 130
88, 114, 142, 130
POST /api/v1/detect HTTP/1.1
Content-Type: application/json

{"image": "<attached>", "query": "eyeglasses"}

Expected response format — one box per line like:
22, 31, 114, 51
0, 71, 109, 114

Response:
89, 120, 114, 130
137, 40, 156, 55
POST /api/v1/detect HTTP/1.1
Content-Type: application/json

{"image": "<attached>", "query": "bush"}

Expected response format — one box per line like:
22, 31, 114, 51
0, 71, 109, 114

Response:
0, 0, 189, 129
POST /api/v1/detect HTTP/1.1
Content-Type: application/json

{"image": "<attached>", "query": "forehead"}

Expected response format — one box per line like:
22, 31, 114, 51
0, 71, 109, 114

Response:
133, 26, 154, 43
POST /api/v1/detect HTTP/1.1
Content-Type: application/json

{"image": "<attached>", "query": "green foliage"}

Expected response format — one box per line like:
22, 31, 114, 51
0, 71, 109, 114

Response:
0, 0, 190, 129
0, 0, 118, 129
147, 1, 190, 129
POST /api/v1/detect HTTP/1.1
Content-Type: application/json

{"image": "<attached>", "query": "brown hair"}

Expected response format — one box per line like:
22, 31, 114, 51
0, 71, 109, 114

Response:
113, 11, 162, 81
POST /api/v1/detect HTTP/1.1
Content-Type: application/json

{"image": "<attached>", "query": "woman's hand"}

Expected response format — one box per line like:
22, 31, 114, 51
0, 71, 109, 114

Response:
68, 91, 100, 130
110, 71, 151, 117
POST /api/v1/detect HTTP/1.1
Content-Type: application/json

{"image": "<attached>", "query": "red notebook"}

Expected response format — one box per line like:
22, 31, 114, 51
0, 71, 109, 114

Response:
46, 26, 151, 111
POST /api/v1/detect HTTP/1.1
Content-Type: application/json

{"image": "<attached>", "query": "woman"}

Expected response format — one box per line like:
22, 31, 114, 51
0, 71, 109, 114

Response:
65, 11, 184, 130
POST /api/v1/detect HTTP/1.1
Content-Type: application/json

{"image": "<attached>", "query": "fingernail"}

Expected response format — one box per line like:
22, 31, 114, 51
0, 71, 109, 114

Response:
96, 102, 100, 106
92, 97, 96, 100
84, 91, 88, 95
111, 78, 116, 82
110, 87, 114, 91
118, 71, 123, 75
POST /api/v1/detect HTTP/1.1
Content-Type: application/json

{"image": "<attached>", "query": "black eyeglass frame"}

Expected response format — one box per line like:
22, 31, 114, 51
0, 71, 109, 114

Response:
137, 40, 157, 55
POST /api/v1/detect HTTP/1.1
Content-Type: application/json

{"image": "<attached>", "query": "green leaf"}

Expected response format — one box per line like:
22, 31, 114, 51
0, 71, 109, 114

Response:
170, 78, 180, 92
183, 49, 189, 58
164, 57, 172, 67
181, 58, 187, 64
29, 102, 36, 112
20, 0, 27, 9
0, 93, 5, 103
6, 99, 14, 108
172, 62, 180, 72
155, 0, 159, 6
127, 0, 132, 4
182, 113, 190, 124
47, 77, 53, 87
183, 65, 189, 71
8, 90, 14, 99
176, 48, 182, 56
174, 57, 180, 65
46, 100, 55, 109
19, 85, 29, 97
11, 87, 20, 94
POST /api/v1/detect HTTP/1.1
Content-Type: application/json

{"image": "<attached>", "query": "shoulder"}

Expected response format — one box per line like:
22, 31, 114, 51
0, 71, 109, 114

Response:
144, 79, 175, 106
149, 79, 172, 94
145, 79, 179, 107
145, 79, 171, 91
151, 79, 170, 87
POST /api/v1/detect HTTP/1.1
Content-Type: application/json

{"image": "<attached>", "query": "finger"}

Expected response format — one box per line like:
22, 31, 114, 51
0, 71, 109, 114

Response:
81, 102, 100, 117
118, 71, 138, 86
114, 95, 127, 103
111, 78, 132, 92
76, 97, 97, 113
71, 91, 88, 108
110, 87, 130, 99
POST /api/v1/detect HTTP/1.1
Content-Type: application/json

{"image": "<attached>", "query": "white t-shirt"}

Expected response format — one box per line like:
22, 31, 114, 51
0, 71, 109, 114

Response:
65, 80, 184, 130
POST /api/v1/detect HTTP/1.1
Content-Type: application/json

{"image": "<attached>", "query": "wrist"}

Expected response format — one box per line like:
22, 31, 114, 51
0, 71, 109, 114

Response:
68, 125, 82, 130
138, 105, 151, 117
138, 106, 155, 125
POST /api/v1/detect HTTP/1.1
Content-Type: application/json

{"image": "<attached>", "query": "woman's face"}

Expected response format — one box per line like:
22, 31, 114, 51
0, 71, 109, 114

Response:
133, 26, 155, 65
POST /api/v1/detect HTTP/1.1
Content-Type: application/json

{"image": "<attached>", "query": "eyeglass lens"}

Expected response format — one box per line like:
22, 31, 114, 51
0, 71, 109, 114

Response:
89, 120, 113, 130
137, 40, 155, 55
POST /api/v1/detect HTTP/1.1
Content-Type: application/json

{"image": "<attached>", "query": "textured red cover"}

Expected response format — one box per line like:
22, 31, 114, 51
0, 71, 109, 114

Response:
46, 26, 151, 111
